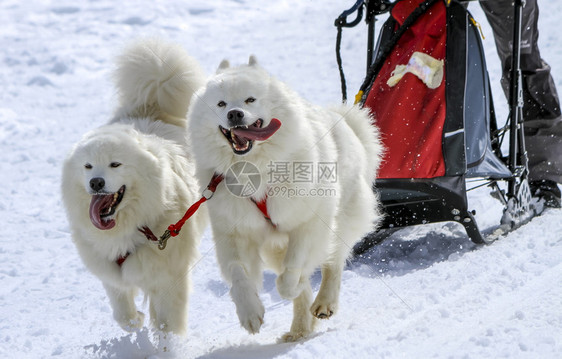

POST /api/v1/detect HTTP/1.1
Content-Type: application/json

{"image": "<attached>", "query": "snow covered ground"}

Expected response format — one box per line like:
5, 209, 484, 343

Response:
1, 0, 561, 358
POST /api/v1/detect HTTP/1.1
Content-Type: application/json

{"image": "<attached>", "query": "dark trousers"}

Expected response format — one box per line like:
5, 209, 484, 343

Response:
480, 0, 562, 183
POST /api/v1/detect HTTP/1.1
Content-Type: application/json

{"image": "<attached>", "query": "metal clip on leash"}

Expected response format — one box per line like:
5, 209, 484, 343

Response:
158, 230, 172, 250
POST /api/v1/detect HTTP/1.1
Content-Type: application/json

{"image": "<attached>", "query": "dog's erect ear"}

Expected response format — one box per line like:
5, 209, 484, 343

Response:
217, 59, 230, 73
248, 55, 258, 66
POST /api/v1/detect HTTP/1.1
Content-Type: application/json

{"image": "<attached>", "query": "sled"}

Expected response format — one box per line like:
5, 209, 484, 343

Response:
334, 0, 540, 254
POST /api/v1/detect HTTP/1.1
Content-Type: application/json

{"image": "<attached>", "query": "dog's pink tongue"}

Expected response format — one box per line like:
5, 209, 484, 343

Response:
89, 194, 116, 230
232, 118, 282, 141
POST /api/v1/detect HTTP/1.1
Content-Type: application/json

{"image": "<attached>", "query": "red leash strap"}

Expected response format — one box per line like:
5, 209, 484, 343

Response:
158, 173, 224, 250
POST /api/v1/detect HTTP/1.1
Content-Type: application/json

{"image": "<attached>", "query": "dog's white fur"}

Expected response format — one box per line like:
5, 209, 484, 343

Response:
187, 57, 383, 341
61, 39, 207, 335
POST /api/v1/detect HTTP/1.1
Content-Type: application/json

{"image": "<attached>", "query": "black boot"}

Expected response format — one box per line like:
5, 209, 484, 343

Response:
530, 180, 562, 208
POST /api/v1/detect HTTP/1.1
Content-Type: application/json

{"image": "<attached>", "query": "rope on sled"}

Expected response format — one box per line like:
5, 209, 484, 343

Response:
335, 0, 365, 103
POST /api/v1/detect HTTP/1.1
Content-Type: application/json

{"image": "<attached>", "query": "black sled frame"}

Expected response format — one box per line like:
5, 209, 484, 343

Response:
335, 0, 539, 254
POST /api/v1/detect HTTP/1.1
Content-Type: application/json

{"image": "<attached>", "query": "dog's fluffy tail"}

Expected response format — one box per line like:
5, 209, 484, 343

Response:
334, 104, 383, 179
113, 38, 206, 126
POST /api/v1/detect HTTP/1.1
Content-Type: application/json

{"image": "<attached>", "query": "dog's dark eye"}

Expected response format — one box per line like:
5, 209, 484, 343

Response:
110, 162, 122, 168
245, 97, 256, 104
217, 101, 226, 107
84, 163, 92, 169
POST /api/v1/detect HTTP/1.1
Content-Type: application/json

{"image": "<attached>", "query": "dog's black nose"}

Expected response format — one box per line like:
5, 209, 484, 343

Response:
90, 177, 105, 192
227, 109, 245, 127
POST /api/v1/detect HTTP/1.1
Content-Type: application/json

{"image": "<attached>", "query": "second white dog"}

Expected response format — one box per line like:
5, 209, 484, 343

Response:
187, 57, 383, 341
61, 39, 207, 335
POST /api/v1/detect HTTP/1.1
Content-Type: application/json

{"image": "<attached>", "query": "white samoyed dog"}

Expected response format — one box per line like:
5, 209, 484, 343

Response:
187, 57, 383, 341
61, 39, 207, 335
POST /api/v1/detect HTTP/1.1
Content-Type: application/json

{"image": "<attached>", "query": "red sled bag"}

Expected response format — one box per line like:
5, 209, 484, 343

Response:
353, 0, 512, 245
360, 0, 509, 180
365, 0, 447, 178
335, 0, 538, 250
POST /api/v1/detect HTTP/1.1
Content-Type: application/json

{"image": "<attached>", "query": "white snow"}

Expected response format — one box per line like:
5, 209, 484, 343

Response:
1, 0, 561, 358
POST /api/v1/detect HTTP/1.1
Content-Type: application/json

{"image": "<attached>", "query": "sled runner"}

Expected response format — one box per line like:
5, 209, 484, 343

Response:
334, 0, 540, 253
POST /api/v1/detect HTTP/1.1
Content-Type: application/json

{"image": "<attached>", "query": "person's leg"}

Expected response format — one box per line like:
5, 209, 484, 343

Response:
480, 0, 560, 124
480, 0, 561, 206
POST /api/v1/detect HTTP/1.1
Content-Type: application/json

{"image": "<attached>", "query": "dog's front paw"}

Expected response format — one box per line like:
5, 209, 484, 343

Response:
276, 268, 303, 300
231, 286, 265, 334
240, 308, 264, 335
310, 279, 340, 319
280, 328, 312, 343
237, 294, 265, 334
310, 299, 337, 319
117, 310, 145, 332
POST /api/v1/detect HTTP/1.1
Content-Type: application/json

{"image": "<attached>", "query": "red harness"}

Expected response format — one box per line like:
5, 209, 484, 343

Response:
252, 197, 272, 222
115, 226, 159, 267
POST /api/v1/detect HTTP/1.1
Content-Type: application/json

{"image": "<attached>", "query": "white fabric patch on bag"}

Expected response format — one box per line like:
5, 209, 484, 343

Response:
387, 51, 444, 89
